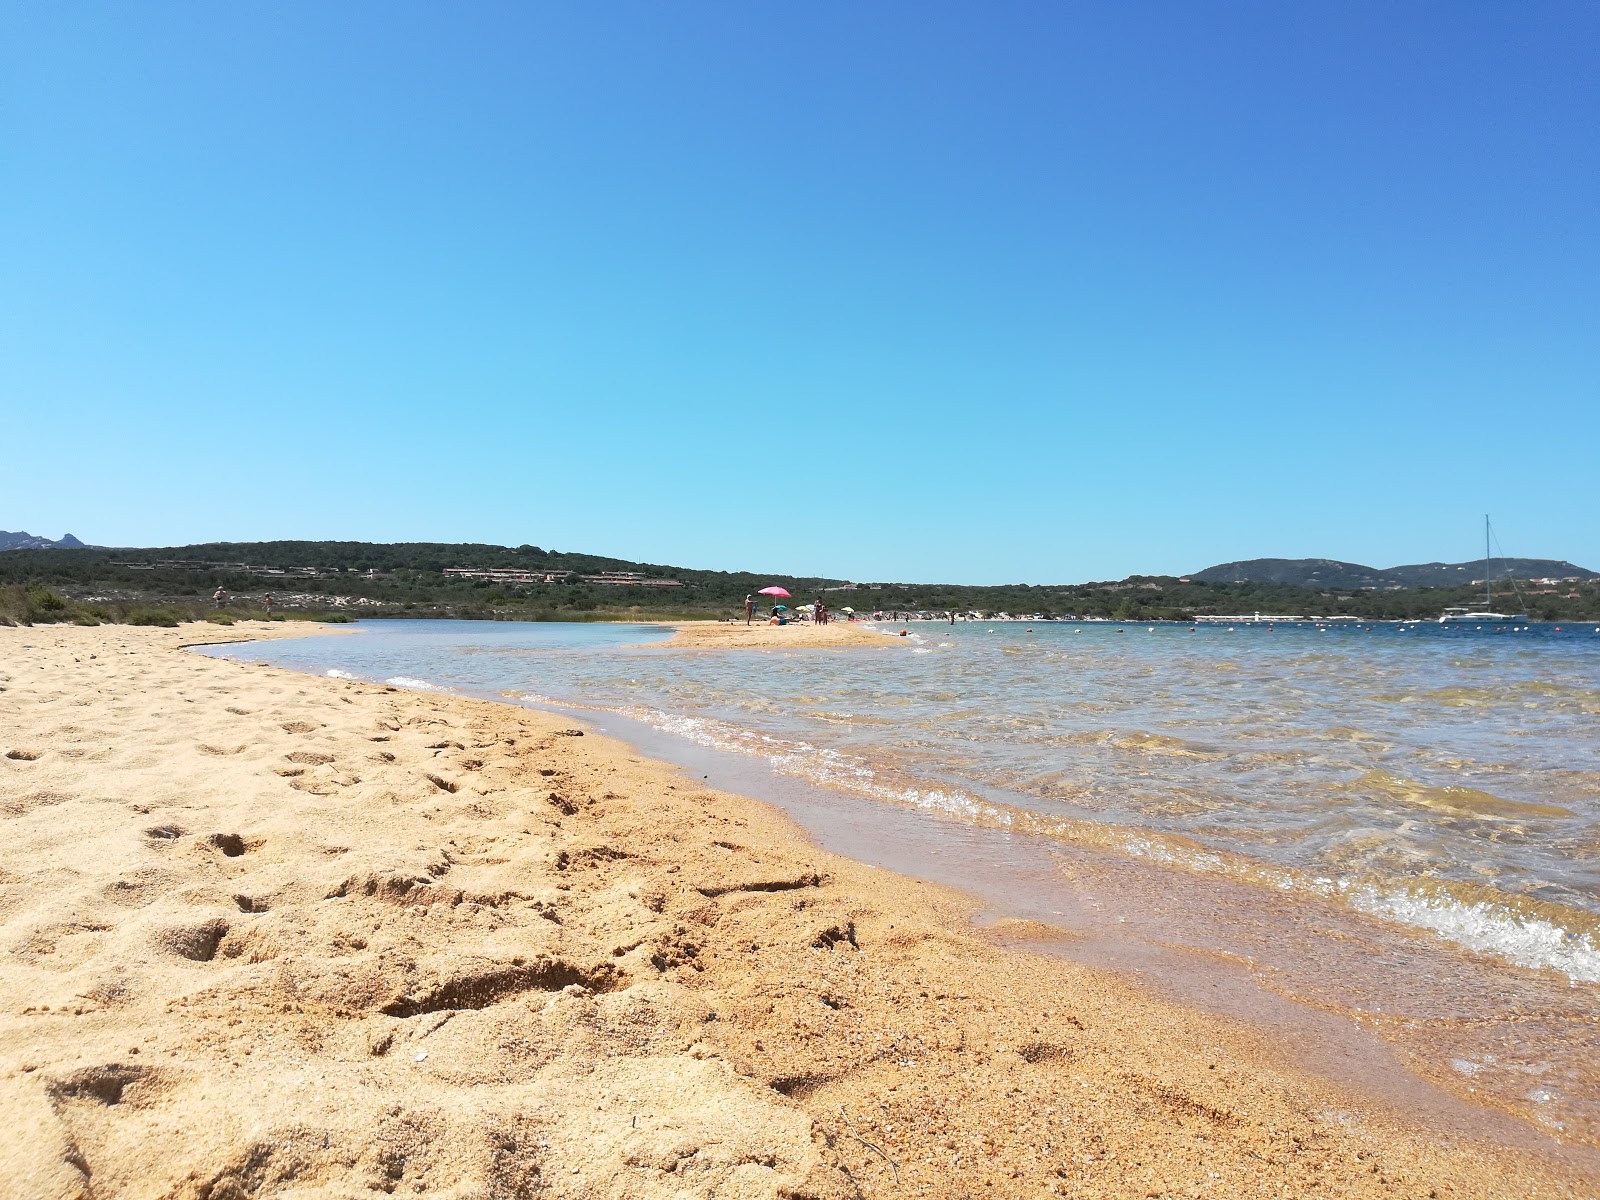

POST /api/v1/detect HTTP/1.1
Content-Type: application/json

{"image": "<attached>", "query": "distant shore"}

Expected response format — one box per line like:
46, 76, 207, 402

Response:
0, 622, 1590, 1197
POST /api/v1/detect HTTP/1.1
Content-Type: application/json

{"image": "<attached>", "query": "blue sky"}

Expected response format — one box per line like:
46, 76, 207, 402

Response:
4, 2, 1595, 582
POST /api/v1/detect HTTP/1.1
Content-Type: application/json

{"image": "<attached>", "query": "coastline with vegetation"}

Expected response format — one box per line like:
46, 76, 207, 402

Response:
4, 539, 1598, 629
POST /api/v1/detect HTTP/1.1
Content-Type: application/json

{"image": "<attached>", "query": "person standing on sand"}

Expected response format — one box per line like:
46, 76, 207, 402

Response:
744, 594, 754, 625
213, 587, 228, 609
263, 593, 274, 618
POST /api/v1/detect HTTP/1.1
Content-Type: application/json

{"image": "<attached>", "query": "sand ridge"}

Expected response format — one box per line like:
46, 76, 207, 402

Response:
0, 623, 1591, 1198
656, 622, 898, 650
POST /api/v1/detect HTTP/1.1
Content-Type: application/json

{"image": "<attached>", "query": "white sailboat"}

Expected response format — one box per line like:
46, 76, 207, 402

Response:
1438, 516, 1529, 624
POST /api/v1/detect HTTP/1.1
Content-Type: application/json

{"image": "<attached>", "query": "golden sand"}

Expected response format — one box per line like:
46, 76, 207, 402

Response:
0, 623, 1590, 1198
658, 621, 898, 649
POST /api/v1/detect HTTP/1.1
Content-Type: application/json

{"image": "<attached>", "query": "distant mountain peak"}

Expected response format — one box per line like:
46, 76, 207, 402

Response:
0, 530, 88, 551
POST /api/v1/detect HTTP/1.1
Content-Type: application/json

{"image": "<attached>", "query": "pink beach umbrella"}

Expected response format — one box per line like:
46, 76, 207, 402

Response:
757, 586, 791, 598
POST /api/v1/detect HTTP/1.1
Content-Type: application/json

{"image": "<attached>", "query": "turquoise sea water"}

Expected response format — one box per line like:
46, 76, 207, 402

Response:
197, 618, 1600, 1143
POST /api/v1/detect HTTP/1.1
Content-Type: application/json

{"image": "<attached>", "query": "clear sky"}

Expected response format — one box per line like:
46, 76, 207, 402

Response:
4, 2, 1596, 583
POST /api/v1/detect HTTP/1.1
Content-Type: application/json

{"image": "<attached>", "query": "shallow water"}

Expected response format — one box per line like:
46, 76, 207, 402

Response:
197, 617, 1600, 1146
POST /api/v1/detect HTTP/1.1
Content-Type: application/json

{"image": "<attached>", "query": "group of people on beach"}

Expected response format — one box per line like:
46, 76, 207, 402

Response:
742, 594, 832, 626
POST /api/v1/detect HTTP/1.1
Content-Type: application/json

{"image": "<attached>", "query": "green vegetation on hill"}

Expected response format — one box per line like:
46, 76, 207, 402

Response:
1191, 556, 1597, 589
2, 541, 1597, 626
0, 582, 353, 629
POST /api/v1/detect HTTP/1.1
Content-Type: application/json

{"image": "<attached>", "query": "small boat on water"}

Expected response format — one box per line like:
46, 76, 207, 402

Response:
1439, 606, 1526, 624
1439, 516, 1529, 624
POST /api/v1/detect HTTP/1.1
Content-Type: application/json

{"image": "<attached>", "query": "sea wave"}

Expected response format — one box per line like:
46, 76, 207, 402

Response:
610, 701, 1600, 983
384, 675, 439, 691
1344, 884, 1600, 983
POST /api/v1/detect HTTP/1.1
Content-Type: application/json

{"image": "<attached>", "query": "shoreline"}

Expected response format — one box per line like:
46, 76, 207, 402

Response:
2, 623, 1593, 1197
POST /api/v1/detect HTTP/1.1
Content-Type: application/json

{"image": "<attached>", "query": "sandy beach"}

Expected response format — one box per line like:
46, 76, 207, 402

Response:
1, 622, 1591, 1198
657, 622, 898, 650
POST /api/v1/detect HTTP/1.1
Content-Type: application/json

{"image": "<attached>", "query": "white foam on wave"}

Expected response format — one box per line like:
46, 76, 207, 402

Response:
601, 703, 1600, 984
511, 689, 560, 706
325, 668, 359, 680
384, 675, 439, 691
1344, 884, 1600, 984
1118, 834, 1600, 983
617, 705, 991, 822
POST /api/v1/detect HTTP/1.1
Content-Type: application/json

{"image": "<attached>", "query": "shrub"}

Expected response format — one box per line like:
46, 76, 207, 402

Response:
0, 585, 31, 626
27, 585, 67, 613
0, 584, 80, 625
127, 608, 181, 628
206, 613, 236, 625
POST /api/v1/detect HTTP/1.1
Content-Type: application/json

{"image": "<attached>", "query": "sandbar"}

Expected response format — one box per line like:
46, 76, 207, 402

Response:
657, 621, 898, 649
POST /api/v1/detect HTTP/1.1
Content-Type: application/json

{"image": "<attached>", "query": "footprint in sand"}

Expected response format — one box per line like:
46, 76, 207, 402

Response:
152, 918, 229, 962
204, 833, 248, 857
47, 1062, 171, 1108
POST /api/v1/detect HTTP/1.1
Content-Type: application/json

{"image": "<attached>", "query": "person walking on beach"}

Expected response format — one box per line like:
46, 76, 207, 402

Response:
263, 593, 274, 618
212, 587, 228, 609
744, 594, 754, 625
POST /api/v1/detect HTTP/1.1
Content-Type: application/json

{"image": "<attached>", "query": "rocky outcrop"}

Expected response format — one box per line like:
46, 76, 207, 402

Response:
0, 531, 87, 551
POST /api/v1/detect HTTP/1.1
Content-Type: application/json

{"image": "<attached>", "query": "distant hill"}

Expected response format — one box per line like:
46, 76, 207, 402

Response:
4, 538, 1599, 624
1191, 557, 1598, 589
0, 530, 86, 551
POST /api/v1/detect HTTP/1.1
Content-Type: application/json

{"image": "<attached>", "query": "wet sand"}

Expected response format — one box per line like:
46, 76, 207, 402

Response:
658, 621, 897, 649
1, 622, 1593, 1198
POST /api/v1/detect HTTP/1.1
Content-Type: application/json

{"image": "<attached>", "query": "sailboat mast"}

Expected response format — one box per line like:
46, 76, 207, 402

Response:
1484, 514, 1492, 610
